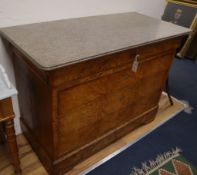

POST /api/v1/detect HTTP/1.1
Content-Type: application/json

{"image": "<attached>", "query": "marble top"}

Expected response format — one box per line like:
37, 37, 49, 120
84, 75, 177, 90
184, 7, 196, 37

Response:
0, 65, 17, 100
0, 12, 190, 70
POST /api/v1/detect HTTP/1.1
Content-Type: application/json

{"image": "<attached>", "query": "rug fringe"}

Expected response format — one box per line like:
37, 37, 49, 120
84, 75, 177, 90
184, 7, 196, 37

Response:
130, 147, 182, 175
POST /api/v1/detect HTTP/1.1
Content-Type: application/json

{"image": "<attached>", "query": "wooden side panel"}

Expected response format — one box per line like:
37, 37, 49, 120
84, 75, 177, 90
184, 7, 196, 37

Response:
12, 53, 54, 159
137, 51, 176, 110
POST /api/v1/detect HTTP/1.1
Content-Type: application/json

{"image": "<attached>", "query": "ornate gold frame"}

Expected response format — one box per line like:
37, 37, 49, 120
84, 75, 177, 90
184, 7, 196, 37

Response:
166, 0, 197, 7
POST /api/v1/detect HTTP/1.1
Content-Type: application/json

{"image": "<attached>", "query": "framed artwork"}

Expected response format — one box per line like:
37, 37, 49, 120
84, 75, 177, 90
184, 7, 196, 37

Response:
163, 0, 197, 59
163, 0, 197, 27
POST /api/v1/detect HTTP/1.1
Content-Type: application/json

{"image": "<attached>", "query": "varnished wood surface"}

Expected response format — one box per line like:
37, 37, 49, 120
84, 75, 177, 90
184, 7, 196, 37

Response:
0, 94, 185, 175
0, 98, 21, 174
6, 37, 183, 174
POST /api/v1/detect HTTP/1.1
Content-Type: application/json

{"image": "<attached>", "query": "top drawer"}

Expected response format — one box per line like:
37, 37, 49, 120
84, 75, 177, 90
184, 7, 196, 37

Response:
138, 38, 179, 61
49, 38, 180, 88
49, 50, 137, 88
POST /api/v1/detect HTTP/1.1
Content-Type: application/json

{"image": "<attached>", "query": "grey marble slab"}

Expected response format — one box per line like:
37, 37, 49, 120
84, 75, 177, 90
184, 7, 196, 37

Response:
0, 12, 190, 70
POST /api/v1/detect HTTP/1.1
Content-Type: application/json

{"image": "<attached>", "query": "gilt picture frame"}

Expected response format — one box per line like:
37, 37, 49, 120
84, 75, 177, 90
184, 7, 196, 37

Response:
163, 0, 197, 27
175, 0, 197, 5
167, 0, 197, 6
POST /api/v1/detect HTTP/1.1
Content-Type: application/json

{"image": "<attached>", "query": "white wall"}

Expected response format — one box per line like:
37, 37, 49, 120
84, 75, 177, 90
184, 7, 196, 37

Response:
0, 0, 165, 134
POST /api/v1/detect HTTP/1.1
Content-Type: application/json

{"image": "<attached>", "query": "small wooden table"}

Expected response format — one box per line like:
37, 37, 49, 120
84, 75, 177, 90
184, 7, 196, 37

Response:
0, 65, 21, 174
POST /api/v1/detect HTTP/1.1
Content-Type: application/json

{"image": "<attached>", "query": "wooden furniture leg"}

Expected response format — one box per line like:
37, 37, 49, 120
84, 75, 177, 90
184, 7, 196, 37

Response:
5, 119, 21, 175
0, 123, 5, 144
165, 77, 174, 106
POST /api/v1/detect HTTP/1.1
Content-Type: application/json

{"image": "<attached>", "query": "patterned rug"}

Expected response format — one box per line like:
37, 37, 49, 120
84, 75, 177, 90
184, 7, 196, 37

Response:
131, 148, 197, 175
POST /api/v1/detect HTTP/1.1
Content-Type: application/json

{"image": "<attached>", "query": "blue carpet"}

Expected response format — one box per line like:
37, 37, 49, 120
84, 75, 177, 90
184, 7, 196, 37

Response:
87, 59, 197, 175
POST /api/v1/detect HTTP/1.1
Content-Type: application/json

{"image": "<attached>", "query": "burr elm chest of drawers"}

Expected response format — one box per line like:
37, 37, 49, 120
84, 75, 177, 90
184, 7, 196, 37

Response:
0, 12, 189, 174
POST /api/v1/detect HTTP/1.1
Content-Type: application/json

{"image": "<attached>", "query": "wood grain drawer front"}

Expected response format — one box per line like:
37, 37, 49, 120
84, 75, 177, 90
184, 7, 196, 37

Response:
137, 38, 179, 61
50, 50, 137, 87
137, 51, 175, 77
57, 85, 139, 156
57, 69, 140, 156
58, 68, 139, 115
50, 40, 177, 88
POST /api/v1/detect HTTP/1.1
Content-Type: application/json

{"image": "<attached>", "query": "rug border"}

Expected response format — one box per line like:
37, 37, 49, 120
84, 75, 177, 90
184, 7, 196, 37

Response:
80, 94, 186, 175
